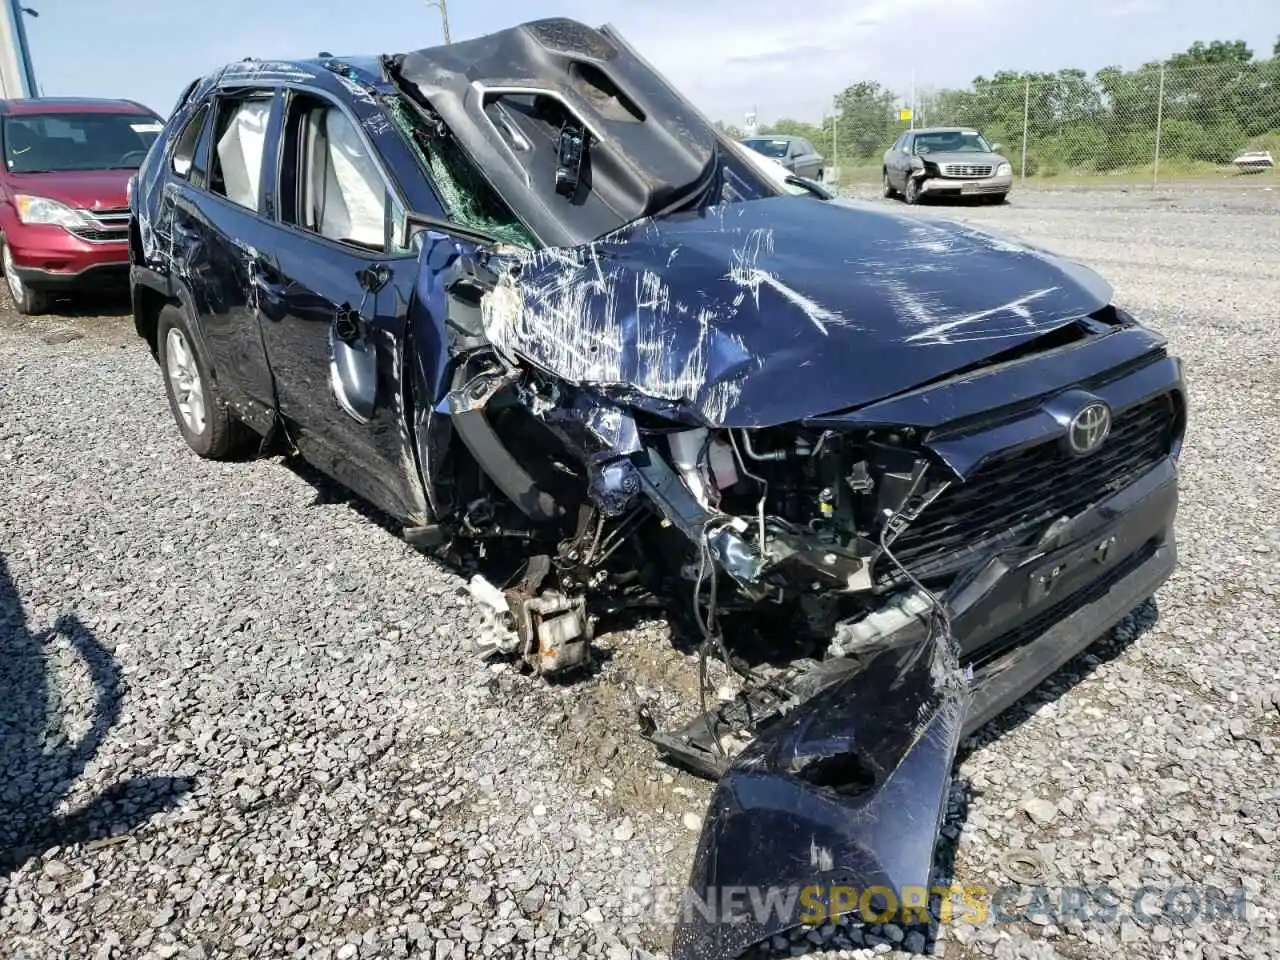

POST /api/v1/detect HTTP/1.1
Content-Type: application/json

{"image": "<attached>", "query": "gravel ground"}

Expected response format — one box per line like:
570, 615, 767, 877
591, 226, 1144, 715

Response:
2, 185, 1279, 960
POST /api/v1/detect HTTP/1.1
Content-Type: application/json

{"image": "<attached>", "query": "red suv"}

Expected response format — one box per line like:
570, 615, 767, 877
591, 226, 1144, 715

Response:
0, 97, 163, 315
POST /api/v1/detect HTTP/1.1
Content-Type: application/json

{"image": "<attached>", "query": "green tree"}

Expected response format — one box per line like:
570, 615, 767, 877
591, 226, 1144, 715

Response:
834, 81, 897, 159
1168, 40, 1252, 67
822, 35, 1280, 176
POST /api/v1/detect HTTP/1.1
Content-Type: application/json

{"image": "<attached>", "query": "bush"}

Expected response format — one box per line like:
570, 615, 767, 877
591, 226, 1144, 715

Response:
1160, 119, 1246, 164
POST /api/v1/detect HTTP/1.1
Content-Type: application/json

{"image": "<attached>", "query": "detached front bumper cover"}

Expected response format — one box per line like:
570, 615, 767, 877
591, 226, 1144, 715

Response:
673, 625, 969, 960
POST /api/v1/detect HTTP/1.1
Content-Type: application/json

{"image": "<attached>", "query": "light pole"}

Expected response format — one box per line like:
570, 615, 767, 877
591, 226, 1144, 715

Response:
423, 0, 450, 44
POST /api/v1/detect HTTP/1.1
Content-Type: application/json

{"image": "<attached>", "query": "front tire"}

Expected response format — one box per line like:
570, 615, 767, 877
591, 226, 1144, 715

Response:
904, 177, 922, 205
156, 303, 251, 460
2, 240, 51, 315
982, 192, 1009, 205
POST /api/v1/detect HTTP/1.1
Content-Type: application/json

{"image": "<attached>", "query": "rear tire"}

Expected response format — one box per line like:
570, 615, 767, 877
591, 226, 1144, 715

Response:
882, 169, 897, 198
156, 303, 251, 460
2, 240, 51, 315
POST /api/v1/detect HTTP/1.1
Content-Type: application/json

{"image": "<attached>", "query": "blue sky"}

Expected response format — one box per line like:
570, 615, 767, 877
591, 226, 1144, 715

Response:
20, 0, 1279, 124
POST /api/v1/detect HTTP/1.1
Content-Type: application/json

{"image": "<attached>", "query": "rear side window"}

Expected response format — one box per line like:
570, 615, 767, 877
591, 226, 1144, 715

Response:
171, 104, 210, 183
278, 92, 390, 252
209, 96, 272, 211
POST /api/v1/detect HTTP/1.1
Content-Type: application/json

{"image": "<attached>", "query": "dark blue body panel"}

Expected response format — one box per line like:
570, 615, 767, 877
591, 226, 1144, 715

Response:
675, 635, 966, 959
482, 195, 1119, 428
131, 56, 445, 523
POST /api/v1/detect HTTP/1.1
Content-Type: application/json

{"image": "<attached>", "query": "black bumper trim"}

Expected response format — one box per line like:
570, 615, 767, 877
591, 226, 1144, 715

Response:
15, 262, 129, 290
963, 537, 1175, 737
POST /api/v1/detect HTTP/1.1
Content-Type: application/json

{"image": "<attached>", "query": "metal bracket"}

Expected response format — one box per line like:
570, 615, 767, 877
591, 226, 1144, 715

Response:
555, 124, 586, 198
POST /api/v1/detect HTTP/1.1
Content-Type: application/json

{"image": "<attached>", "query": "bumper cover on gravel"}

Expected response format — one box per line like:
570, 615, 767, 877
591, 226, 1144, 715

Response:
673, 460, 1178, 960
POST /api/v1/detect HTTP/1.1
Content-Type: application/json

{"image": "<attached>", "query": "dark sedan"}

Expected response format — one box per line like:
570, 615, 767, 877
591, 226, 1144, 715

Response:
882, 126, 1013, 204
741, 133, 825, 180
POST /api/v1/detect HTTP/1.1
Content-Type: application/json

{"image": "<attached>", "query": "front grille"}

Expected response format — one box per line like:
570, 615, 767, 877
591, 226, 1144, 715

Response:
941, 163, 993, 178
71, 207, 130, 244
887, 393, 1175, 577
70, 227, 128, 242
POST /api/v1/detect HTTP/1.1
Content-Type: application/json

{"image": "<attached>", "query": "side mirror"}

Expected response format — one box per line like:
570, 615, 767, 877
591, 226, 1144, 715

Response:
990, 142, 1002, 152
784, 174, 836, 201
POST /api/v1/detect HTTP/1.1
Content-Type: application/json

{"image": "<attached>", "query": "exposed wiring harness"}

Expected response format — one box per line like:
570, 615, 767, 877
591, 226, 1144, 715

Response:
690, 514, 745, 759
728, 429, 769, 548
878, 509, 958, 663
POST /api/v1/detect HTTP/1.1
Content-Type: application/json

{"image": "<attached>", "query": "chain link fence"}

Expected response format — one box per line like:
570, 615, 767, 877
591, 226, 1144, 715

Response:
737, 58, 1280, 188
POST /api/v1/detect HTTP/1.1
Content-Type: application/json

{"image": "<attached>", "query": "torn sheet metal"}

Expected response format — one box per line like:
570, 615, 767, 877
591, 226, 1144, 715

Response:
481, 196, 1113, 430
673, 624, 969, 960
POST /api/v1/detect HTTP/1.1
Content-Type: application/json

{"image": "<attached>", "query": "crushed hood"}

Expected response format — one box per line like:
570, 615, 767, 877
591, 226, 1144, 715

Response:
391, 18, 722, 249
481, 195, 1114, 427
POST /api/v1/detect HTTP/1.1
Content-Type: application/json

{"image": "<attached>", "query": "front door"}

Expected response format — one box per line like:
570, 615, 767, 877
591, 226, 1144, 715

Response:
254, 85, 427, 524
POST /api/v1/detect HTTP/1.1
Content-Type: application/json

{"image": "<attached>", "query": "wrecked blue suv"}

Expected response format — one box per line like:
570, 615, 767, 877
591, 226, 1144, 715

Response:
129, 18, 1185, 959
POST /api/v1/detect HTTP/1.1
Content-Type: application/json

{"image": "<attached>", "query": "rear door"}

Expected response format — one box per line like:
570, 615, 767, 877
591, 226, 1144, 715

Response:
179, 88, 281, 418
254, 84, 426, 523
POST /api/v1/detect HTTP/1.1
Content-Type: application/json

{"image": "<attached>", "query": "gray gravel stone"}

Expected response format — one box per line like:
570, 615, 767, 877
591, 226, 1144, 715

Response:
1021, 797, 1059, 826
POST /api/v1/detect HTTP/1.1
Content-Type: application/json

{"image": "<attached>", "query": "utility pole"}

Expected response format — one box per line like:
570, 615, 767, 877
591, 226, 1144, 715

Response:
1020, 76, 1030, 181
831, 95, 839, 175
909, 68, 915, 130
424, 0, 450, 44
1153, 62, 1166, 188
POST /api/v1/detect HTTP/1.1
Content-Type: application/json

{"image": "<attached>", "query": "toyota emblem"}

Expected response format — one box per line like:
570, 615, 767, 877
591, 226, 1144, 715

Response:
1067, 401, 1111, 456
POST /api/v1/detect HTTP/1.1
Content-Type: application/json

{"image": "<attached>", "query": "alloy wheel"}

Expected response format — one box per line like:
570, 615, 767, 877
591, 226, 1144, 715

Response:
165, 327, 208, 435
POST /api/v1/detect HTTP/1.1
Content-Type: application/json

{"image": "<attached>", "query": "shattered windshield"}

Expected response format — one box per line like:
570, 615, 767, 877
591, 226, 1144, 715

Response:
743, 138, 790, 158
384, 95, 536, 248
913, 131, 992, 154
3, 112, 163, 173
